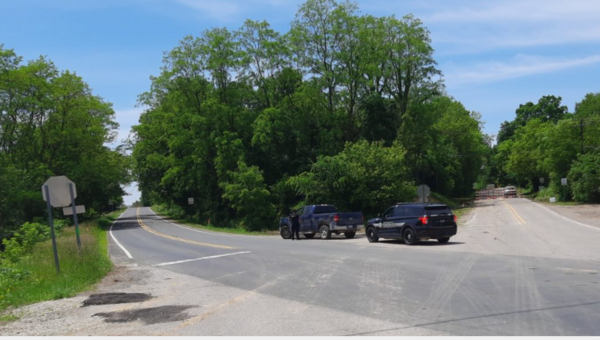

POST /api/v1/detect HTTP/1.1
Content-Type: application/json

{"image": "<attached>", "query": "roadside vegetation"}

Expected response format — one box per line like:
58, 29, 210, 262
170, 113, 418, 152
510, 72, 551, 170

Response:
489, 94, 600, 203
151, 204, 277, 235
0, 209, 124, 318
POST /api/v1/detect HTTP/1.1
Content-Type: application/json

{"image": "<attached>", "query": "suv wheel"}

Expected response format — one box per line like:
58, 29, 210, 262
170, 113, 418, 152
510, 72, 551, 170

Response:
438, 237, 450, 244
366, 227, 379, 243
403, 228, 418, 245
280, 226, 291, 239
319, 225, 332, 239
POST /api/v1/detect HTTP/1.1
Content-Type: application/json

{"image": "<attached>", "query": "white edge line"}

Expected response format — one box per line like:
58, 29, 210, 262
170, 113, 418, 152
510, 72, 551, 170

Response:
109, 209, 133, 259
528, 199, 600, 232
154, 251, 252, 267
464, 213, 478, 226
148, 208, 274, 239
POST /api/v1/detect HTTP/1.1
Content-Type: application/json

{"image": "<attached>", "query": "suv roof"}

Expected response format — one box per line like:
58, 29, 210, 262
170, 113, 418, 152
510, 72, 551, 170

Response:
394, 203, 448, 208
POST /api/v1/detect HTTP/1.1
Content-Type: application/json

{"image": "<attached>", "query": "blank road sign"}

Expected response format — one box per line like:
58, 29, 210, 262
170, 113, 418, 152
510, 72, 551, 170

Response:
63, 205, 86, 216
42, 176, 77, 208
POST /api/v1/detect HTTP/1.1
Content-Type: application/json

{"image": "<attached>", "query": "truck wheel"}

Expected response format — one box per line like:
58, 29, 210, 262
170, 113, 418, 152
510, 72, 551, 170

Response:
304, 233, 315, 239
344, 231, 356, 239
366, 227, 379, 243
438, 237, 450, 244
280, 226, 291, 239
319, 225, 332, 239
403, 228, 418, 245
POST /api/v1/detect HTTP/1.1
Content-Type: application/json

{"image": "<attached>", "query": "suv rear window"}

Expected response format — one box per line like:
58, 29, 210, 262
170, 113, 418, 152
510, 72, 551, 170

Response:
314, 205, 337, 214
425, 205, 452, 215
405, 207, 425, 216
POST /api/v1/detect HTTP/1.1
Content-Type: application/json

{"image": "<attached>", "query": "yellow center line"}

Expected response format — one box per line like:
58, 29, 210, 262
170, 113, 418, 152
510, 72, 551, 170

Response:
503, 201, 526, 225
136, 208, 236, 249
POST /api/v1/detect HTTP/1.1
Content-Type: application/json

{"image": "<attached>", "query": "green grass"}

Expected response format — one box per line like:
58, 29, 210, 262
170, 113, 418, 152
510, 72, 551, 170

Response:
0, 213, 118, 316
151, 205, 278, 236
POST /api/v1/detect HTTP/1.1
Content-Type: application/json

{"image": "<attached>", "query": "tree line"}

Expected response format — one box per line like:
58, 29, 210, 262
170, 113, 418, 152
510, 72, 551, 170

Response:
132, 0, 488, 230
488, 94, 600, 203
0, 45, 131, 241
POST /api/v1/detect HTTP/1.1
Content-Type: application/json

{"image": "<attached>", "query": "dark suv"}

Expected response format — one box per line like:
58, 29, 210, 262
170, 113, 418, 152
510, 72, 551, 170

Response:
365, 203, 457, 245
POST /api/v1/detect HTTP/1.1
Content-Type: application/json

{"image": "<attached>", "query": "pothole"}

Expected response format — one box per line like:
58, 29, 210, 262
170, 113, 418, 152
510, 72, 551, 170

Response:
93, 305, 195, 324
82, 293, 152, 306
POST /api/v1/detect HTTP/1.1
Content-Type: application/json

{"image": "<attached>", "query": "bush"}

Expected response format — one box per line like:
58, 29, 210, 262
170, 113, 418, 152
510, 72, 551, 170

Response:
1, 222, 51, 263
568, 153, 600, 203
97, 217, 113, 230
221, 161, 276, 231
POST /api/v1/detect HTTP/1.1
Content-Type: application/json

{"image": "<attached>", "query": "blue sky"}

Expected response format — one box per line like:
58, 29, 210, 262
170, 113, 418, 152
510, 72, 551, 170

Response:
2, 0, 599, 204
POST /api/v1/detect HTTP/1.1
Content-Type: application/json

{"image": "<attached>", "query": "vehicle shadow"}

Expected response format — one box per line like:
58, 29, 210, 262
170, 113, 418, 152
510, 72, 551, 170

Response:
301, 233, 367, 241
378, 239, 465, 247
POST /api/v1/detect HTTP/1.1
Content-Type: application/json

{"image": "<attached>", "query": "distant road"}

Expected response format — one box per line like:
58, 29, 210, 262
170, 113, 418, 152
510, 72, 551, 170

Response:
102, 202, 600, 336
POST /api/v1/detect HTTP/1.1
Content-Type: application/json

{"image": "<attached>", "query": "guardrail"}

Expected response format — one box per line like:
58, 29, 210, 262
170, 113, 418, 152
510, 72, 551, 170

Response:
475, 188, 516, 200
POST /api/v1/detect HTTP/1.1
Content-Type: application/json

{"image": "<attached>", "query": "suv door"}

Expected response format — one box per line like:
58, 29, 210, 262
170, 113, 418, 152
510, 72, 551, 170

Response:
388, 206, 407, 237
379, 206, 405, 237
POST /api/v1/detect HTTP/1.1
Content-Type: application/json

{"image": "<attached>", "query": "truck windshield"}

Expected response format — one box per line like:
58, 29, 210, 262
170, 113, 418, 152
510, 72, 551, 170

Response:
314, 205, 337, 214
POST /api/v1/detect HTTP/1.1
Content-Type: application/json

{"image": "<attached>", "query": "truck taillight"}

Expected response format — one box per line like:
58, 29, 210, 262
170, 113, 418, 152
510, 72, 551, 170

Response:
334, 214, 339, 222
454, 215, 457, 223
418, 215, 428, 225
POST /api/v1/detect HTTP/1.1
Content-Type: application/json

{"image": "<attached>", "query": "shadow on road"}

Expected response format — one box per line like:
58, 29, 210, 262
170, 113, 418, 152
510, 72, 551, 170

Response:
378, 239, 465, 247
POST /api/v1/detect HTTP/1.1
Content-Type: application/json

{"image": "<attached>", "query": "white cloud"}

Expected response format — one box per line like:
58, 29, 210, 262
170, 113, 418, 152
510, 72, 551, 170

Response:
426, 0, 600, 51
445, 54, 600, 86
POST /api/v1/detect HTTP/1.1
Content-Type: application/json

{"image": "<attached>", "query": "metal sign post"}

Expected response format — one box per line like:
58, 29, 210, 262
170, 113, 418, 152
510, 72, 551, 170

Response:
44, 185, 61, 274
69, 183, 81, 251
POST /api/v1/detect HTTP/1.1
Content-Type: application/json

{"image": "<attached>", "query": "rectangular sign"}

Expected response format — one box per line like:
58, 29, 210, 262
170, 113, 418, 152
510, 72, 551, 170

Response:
549, 197, 556, 203
561, 178, 568, 186
188, 197, 194, 205
63, 205, 85, 216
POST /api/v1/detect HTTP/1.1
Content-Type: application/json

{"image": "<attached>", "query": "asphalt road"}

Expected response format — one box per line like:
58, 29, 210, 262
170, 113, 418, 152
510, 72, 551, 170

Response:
106, 199, 600, 336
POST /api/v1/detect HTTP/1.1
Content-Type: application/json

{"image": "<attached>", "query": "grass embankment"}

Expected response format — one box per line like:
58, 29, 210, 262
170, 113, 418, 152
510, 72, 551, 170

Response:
150, 205, 278, 236
0, 209, 125, 318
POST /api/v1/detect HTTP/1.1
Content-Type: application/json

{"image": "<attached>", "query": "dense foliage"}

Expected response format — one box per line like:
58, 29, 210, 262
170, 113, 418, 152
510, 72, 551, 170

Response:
0, 45, 131, 241
132, 0, 488, 230
490, 94, 600, 202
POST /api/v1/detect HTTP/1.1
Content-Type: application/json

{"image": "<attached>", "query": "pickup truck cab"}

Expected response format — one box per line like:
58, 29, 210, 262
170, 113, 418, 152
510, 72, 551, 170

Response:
365, 203, 457, 245
279, 205, 363, 239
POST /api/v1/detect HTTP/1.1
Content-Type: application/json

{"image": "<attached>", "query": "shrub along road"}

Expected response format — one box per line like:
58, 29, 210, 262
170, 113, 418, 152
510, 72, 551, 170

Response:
2, 202, 600, 336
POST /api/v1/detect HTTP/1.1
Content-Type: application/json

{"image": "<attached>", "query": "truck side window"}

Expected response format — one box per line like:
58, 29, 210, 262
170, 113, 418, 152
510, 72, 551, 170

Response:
303, 206, 311, 215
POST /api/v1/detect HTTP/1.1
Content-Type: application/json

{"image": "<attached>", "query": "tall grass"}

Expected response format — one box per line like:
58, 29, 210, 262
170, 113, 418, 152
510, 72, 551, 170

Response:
0, 210, 123, 312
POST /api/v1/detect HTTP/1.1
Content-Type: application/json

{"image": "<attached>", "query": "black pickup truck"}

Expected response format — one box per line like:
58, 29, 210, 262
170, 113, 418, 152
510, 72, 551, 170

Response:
279, 205, 364, 239
365, 203, 457, 245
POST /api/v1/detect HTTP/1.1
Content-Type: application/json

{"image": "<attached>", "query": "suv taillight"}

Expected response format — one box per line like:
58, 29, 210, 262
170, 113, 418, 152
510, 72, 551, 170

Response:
454, 215, 457, 223
334, 214, 339, 222
418, 215, 428, 225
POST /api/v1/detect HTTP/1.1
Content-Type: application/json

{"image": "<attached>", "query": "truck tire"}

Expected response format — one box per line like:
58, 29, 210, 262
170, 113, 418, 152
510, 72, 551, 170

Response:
304, 233, 315, 239
280, 226, 291, 239
366, 227, 379, 243
319, 225, 332, 239
344, 231, 356, 239
403, 228, 418, 245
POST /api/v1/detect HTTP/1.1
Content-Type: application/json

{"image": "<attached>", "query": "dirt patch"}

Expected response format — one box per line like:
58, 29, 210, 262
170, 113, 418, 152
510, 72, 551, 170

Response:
93, 305, 195, 324
82, 293, 152, 306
